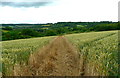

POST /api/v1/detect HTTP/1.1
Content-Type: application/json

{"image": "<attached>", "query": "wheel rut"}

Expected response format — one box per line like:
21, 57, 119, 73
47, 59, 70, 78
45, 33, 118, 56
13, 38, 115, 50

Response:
14, 36, 81, 76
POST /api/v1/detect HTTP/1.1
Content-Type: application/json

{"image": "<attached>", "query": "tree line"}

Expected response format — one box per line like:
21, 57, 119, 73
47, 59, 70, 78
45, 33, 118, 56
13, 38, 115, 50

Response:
2, 22, 119, 41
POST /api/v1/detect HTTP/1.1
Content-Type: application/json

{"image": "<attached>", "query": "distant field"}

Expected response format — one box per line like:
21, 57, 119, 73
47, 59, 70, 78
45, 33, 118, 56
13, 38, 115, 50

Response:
65, 30, 118, 76
1, 30, 118, 76
41, 25, 51, 26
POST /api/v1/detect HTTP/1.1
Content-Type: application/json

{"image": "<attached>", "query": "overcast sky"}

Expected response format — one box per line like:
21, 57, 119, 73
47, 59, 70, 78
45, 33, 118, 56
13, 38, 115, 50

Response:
0, 0, 119, 24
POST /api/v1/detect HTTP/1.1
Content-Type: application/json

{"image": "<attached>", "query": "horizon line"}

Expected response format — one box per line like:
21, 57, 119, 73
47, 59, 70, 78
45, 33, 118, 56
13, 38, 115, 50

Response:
0, 21, 118, 24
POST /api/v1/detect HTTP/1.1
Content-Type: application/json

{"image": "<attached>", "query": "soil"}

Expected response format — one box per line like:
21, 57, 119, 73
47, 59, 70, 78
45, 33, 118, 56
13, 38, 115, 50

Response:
13, 36, 82, 76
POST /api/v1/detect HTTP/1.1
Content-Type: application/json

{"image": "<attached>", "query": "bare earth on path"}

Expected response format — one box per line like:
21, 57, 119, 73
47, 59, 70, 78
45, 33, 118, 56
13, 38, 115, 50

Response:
14, 36, 81, 76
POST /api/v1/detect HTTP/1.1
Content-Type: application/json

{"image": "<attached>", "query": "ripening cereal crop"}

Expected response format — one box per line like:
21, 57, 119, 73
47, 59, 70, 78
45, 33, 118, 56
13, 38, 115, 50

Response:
65, 30, 118, 76
2, 36, 55, 76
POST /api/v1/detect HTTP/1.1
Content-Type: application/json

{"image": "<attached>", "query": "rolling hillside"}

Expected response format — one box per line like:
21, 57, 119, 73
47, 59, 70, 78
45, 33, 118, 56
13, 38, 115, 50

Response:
1, 30, 118, 76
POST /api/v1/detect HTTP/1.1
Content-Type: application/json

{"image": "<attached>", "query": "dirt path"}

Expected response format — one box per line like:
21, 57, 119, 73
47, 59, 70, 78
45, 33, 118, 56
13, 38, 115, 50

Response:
14, 36, 81, 76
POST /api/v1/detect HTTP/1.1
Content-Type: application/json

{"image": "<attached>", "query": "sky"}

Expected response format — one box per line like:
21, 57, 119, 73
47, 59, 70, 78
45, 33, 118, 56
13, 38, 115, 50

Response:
0, 0, 119, 24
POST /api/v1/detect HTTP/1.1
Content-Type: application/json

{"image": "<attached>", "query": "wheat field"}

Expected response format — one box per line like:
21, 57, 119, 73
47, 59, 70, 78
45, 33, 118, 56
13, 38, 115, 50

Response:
1, 30, 118, 76
65, 30, 118, 76
2, 36, 55, 75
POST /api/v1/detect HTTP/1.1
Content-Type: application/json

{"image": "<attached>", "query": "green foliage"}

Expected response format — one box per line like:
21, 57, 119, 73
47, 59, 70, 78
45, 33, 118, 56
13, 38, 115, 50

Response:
21, 29, 40, 37
2, 22, 119, 41
2, 29, 41, 41
3, 26, 13, 30
45, 30, 57, 36
90, 23, 119, 31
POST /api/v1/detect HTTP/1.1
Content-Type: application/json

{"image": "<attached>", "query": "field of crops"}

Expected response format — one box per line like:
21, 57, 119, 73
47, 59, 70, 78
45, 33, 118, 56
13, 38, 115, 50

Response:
1, 30, 118, 76
1, 36, 55, 76
65, 30, 118, 76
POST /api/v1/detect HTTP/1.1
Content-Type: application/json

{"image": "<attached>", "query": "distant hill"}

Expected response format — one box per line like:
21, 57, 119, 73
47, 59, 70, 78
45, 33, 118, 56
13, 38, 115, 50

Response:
1, 21, 119, 41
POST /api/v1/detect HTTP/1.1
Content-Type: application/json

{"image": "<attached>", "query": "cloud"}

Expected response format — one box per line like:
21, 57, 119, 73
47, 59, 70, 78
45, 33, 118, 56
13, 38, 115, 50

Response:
0, 0, 55, 7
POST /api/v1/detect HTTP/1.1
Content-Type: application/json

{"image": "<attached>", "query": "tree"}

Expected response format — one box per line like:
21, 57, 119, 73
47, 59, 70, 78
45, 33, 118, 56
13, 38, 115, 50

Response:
45, 30, 57, 36
21, 29, 39, 36
3, 26, 13, 30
